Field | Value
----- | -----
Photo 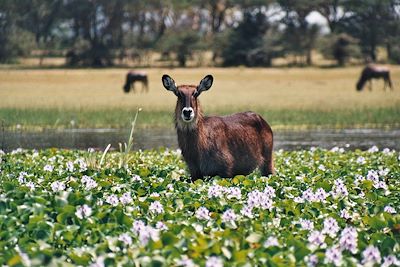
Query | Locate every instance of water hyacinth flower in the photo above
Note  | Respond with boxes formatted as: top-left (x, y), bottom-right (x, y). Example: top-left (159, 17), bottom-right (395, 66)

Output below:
top-left (205, 256), bottom-right (223, 267)
top-left (362, 246), bottom-right (381, 265)
top-left (66, 161), bottom-right (74, 172)
top-left (195, 207), bottom-right (211, 220)
top-left (105, 194), bottom-right (119, 206)
top-left (325, 246), bottom-right (343, 266)
top-left (131, 174), bottom-right (142, 182)
top-left (382, 255), bottom-right (400, 267)
top-left (297, 218), bottom-right (314, 231)
top-left (225, 187), bottom-right (242, 199)
top-left (26, 181), bottom-right (35, 191)
top-left (331, 179), bottom-right (348, 198)
top-left (51, 181), bottom-right (66, 192)
top-left (81, 175), bottom-right (98, 191)
top-left (314, 188), bottom-right (329, 202)
top-left (156, 221), bottom-right (168, 231)
top-left (339, 227), bottom-right (358, 254)
top-left (384, 206), bottom-right (396, 214)
top-left (340, 209), bottom-right (351, 220)
top-left (322, 217), bottom-right (340, 238)
top-left (149, 201), bottom-right (164, 214)
top-left (305, 254), bottom-right (318, 267)
top-left (368, 145), bottom-right (379, 153)
top-left (207, 185), bottom-right (225, 198)
top-left (89, 256), bottom-right (105, 267)
top-left (308, 230), bottom-right (326, 250)
top-left (18, 171), bottom-right (28, 184)
top-left (43, 164), bottom-right (54, 172)
top-left (246, 187), bottom-right (275, 210)
top-left (120, 192), bottom-right (133, 205)
top-left (356, 156), bottom-right (366, 164)
top-left (75, 204), bottom-right (92, 219)
top-left (240, 205), bottom-right (254, 219)
top-left (221, 209), bottom-right (237, 224)
top-left (118, 233), bottom-right (133, 246)
top-left (176, 256), bottom-right (196, 267)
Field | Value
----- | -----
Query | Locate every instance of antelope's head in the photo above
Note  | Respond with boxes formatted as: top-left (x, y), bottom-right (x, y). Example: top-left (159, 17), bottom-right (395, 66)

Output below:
top-left (162, 74), bottom-right (213, 126)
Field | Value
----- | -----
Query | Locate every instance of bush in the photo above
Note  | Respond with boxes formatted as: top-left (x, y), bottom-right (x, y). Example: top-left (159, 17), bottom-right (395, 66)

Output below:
top-left (0, 26), bottom-right (36, 63)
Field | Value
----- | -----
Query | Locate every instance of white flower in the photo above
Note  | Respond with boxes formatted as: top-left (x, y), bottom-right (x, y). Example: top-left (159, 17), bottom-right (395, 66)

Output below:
top-left (149, 201), bottom-right (164, 214)
top-left (356, 156), bottom-right (366, 164)
top-left (105, 194), bottom-right (119, 206)
top-left (368, 145), bottom-right (379, 153)
top-left (297, 218), bottom-right (314, 231)
top-left (221, 209), bottom-right (237, 224)
top-left (18, 172), bottom-right (27, 184)
top-left (305, 254), bottom-right (318, 267)
top-left (246, 188), bottom-right (274, 210)
top-left (81, 175), bottom-right (98, 190)
top-left (66, 161), bottom-right (74, 172)
top-left (176, 256), bottom-right (196, 267)
top-left (156, 221), bottom-right (168, 231)
top-left (339, 227), bottom-right (358, 254)
top-left (264, 236), bottom-right (280, 248)
top-left (26, 182), bottom-right (35, 191)
top-left (384, 206), bottom-right (396, 214)
top-left (331, 179), bottom-right (348, 198)
top-left (308, 231), bottom-right (326, 249)
top-left (132, 174), bottom-right (142, 182)
top-left (120, 192), bottom-right (133, 205)
top-left (382, 255), bottom-right (400, 267)
top-left (89, 257), bottom-right (105, 267)
top-left (322, 217), bottom-right (340, 238)
top-left (314, 188), bottom-right (329, 202)
top-left (44, 164), bottom-right (54, 172)
top-left (362, 245), bottom-right (381, 265)
top-left (318, 164), bottom-right (326, 171)
top-left (240, 205), bottom-right (253, 218)
top-left (132, 220), bottom-right (146, 235)
top-left (325, 246), bottom-right (343, 266)
top-left (118, 233), bottom-right (132, 246)
top-left (139, 226), bottom-right (160, 246)
top-left (225, 187), bottom-right (242, 199)
top-left (340, 209), bottom-right (351, 220)
top-left (195, 207), bottom-right (211, 220)
top-left (75, 204), bottom-right (92, 219)
top-left (205, 256), bottom-right (223, 267)
top-left (382, 148), bottom-right (392, 154)
top-left (167, 184), bottom-right (174, 191)
top-left (51, 181), bottom-right (66, 192)
top-left (208, 185), bottom-right (225, 198)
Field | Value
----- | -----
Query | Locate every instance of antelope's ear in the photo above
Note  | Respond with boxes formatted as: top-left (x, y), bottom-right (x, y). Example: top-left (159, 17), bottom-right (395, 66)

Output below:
top-left (195, 75), bottom-right (213, 97)
top-left (162, 74), bottom-right (178, 95)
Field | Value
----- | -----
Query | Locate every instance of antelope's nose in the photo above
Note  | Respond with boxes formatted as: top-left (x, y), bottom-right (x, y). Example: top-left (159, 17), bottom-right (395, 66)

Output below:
top-left (182, 107), bottom-right (194, 122)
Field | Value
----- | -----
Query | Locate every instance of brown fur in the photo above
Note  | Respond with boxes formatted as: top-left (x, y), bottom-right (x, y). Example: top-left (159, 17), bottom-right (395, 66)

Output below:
top-left (162, 75), bottom-right (274, 181)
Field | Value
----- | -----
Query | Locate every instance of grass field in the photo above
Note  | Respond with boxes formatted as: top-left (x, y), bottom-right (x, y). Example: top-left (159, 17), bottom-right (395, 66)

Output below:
top-left (0, 67), bottom-right (399, 129)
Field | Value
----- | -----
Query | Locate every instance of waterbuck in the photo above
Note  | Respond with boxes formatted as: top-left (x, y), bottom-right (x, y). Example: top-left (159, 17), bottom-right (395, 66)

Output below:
top-left (356, 65), bottom-right (393, 91)
top-left (162, 74), bottom-right (274, 181)
top-left (123, 71), bottom-right (149, 93)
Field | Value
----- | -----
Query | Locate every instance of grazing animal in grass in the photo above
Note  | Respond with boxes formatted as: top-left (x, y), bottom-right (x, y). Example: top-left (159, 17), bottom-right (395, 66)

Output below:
top-left (123, 71), bottom-right (149, 93)
top-left (356, 65), bottom-right (393, 91)
top-left (162, 74), bottom-right (274, 181)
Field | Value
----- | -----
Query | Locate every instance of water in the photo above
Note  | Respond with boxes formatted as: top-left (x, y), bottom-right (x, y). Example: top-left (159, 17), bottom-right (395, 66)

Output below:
top-left (1, 128), bottom-right (399, 152)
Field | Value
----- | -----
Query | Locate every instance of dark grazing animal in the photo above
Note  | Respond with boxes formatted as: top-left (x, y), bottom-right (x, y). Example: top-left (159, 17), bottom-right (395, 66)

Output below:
top-left (123, 71), bottom-right (149, 93)
top-left (162, 74), bottom-right (274, 181)
top-left (356, 65), bottom-right (393, 91)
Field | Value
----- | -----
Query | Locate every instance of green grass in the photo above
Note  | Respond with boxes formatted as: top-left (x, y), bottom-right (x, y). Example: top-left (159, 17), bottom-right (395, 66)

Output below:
top-left (0, 67), bottom-right (399, 129)
top-left (1, 106), bottom-right (399, 130)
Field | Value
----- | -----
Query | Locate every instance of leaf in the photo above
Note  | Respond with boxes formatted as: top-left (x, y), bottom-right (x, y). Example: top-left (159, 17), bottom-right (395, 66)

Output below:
top-left (246, 232), bottom-right (262, 243)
